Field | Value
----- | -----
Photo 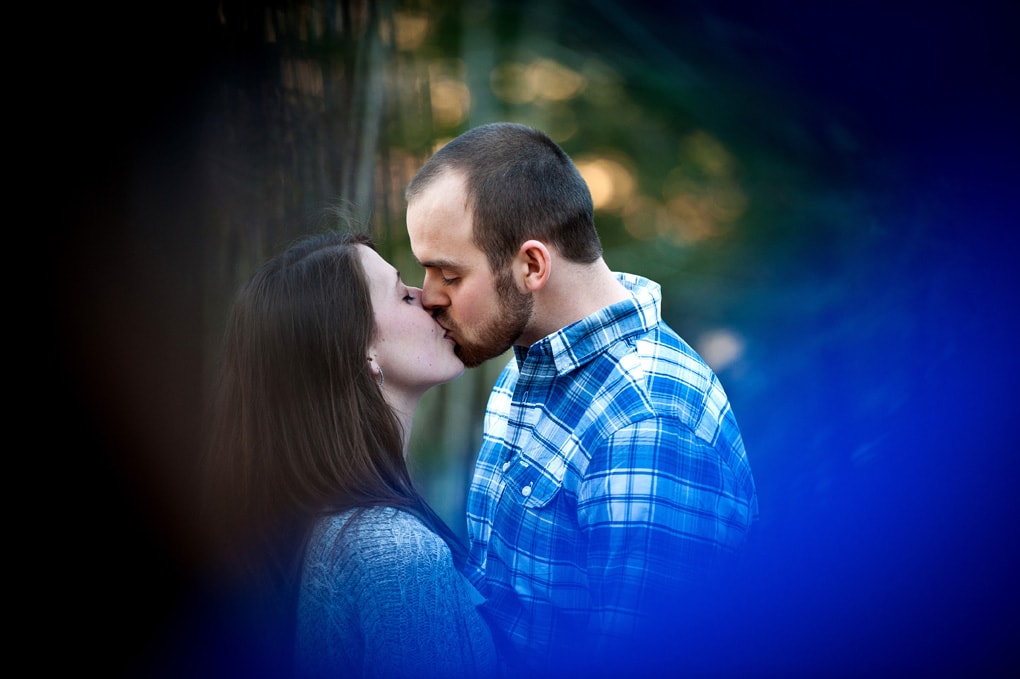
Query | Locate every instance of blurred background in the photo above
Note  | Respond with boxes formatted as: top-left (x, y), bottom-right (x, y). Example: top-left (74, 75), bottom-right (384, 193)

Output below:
top-left (47, 0), bottom-right (1017, 675)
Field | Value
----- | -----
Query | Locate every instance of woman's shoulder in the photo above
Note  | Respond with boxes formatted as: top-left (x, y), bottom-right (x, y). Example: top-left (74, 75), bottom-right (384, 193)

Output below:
top-left (308, 507), bottom-right (451, 572)
top-left (315, 506), bottom-right (438, 539)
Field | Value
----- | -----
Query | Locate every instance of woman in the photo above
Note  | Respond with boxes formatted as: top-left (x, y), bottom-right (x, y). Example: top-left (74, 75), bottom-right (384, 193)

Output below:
top-left (202, 230), bottom-right (496, 678)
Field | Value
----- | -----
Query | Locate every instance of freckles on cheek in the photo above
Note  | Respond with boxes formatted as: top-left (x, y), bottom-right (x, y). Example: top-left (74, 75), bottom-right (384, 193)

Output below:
top-left (415, 353), bottom-right (437, 370)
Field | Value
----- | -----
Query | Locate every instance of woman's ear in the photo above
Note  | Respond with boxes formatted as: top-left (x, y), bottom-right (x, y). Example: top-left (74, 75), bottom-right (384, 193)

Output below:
top-left (516, 240), bottom-right (551, 292)
top-left (366, 355), bottom-right (385, 387)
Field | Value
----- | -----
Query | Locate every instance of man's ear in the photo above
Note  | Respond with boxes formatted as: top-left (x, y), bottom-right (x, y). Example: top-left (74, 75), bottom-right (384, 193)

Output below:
top-left (516, 239), bottom-right (551, 292)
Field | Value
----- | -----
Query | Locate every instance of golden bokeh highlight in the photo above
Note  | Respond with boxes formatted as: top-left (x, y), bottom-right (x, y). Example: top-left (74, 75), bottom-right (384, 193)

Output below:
top-left (387, 11), bottom-right (430, 51)
top-left (429, 61), bottom-right (470, 127)
top-left (653, 130), bottom-right (747, 244)
top-left (490, 58), bottom-right (586, 104)
top-left (575, 155), bottom-right (636, 212)
top-left (527, 58), bottom-right (586, 101)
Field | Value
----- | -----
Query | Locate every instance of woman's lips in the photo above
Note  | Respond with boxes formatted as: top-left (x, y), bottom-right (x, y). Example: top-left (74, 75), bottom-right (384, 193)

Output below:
top-left (435, 320), bottom-right (455, 343)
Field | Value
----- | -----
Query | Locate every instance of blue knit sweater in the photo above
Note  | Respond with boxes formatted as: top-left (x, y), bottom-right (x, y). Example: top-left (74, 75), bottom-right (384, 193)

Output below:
top-left (294, 507), bottom-right (497, 678)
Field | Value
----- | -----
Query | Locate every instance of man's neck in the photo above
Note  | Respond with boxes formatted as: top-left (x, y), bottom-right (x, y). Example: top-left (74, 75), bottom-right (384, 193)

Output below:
top-left (520, 258), bottom-right (631, 345)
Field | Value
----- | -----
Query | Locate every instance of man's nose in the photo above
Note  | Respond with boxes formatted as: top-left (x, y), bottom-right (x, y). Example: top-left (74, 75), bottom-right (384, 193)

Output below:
top-left (419, 272), bottom-right (448, 311)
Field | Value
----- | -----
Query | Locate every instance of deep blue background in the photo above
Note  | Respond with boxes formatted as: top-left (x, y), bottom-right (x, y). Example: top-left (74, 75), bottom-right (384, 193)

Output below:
top-left (700, 1), bottom-right (1020, 673)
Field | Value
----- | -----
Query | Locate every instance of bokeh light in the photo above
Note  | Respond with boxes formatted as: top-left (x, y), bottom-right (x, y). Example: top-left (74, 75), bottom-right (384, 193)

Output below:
top-left (575, 154), bottom-right (636, 212)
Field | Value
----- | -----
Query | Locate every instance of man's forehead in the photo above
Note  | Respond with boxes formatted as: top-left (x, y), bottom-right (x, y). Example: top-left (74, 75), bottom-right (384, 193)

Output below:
top-left (407, 188), bottom-right (477, 266)
top-left (410, 181), bottom-right (469, 219)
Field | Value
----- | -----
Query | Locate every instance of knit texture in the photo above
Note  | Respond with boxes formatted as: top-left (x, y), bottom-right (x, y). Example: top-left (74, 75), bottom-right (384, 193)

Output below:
top-left (294, 507), bottom-right (497, 678)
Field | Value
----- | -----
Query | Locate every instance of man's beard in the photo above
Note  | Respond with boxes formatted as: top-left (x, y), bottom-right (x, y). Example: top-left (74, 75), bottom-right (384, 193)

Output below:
top-left (443, 267), bottom-right (533, 368)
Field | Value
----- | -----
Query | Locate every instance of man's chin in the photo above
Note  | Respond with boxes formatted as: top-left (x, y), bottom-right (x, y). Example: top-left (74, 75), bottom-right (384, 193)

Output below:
top-left (455, 342), bottom-right (506, 369)
top-left (455, 347), bottom-right (485, 369)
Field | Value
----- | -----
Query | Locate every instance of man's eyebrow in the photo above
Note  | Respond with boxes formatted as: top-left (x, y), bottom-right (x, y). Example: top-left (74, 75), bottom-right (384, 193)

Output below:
top-left (415, 257), bottom-right (459, 270)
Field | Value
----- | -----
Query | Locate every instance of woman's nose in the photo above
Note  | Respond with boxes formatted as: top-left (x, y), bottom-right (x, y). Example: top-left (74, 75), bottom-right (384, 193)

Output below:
top-left (408, 286), bottom-right (425, 306)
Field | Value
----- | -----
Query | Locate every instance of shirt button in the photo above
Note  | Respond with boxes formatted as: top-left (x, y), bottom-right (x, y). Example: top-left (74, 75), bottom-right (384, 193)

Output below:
top-left (501, 461), bottom-right (511, 472)
top-left (521, 484), bottom-right (533, 497)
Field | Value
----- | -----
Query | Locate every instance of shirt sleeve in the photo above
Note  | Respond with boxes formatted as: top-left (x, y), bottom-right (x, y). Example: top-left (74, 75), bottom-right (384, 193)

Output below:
top-left (576, 415), bottom-right (756, 643)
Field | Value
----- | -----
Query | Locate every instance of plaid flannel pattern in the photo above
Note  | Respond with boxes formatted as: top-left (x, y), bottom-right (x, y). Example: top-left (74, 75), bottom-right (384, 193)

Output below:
top-left (464, 273), bottom-right (759, 670)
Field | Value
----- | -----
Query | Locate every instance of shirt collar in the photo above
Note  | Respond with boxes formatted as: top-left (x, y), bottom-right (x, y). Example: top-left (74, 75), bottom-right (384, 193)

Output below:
top-left (514, 273), bottom-right (662, 375)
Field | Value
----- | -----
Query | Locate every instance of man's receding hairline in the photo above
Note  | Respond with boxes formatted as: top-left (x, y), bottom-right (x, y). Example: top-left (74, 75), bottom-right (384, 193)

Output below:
top-left (408, 164), bottom-right (470, 202)
top-left (408, 167), bottom-right (475, 232)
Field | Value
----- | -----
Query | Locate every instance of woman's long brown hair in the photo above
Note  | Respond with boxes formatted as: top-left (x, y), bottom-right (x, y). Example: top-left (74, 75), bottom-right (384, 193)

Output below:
top-left (201, 230), bottom-right (465, 589)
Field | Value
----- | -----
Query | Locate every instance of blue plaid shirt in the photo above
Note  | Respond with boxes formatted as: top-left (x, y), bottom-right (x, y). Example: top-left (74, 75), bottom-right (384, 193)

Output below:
top-left (464, 273), bottom-right (758, 672)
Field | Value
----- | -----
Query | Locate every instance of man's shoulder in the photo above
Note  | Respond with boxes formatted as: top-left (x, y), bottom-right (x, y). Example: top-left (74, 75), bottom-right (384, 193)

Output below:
top-left (630, 322), bottom-right (715, 380)
top-left (581, 324), bottom-right (727, 427)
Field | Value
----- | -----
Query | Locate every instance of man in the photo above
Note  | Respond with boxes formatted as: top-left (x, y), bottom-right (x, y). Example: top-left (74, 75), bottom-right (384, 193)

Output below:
top-left (405, 122), bottom-right (758, 674)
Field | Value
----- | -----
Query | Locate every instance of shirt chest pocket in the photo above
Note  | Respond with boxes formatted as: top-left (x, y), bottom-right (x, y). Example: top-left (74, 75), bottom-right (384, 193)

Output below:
top-left (501, 457), bottom-right (564, 509)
